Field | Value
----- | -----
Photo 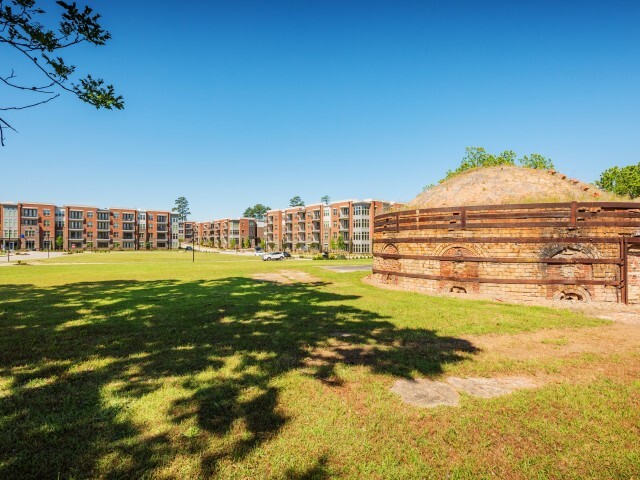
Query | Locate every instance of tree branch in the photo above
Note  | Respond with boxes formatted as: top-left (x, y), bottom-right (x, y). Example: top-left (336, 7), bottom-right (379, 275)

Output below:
top-left (0, 93), bottom-right (60, 110)
top-left (0, 116), bottom-right (18, 147)
top-left (1, 69), bottom-right (56, 93)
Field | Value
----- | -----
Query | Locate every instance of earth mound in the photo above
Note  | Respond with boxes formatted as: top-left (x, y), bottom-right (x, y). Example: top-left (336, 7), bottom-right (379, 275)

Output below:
top-left (409, 166), bottom-right (627, 208)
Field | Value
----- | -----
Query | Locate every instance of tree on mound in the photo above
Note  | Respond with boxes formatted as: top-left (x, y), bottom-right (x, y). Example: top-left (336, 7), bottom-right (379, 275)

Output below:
top-left (442, 147), bottom-right (554, 183)
top-left (596, 162), bottom-right (640, 199)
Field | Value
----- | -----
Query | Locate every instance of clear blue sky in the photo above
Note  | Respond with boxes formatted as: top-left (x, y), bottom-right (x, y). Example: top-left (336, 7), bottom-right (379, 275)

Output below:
top-left (2, 0), bottom-right (639, 220)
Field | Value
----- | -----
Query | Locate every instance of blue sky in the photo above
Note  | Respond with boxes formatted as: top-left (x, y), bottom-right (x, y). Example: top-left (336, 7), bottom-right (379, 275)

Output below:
top-left (2, 0), bottom-right (639, 219)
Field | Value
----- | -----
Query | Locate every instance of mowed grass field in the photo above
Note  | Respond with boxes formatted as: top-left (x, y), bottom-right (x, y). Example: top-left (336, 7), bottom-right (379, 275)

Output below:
top-left (1, 251), bottom-right (639, 479)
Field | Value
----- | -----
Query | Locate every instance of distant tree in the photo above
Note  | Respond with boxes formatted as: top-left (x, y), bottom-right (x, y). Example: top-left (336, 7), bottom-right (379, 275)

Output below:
top-left (259, 239), bottom-right (266, 250)
top-left (230, 238), bottom-right (237, 249)
top-left (321, 195), bottom-right (331, 206)
top-left (242, 237), bottom-right (250, 249)
top-left (55, 235), bottom-right (63, 250)
top-left (329, 238), bottom-right (337, 251)
top-left (86, 241), bottom-right (93, 250)
top-left (0, 0), bottom-right (124, 145)
top-left (172, 197), bottom-right (190, 222)
top-left (113, 241), bottom-right (120, 250)
top-left (595, 163), bottom-right (640, 199)
top-left (336, 235), bottom-right (346, 251)
top-left (145, 241), bottom-right (151, 250)
top-left (243, 203), bottom-right (270, 220)
top-left (289, 196), bottom-right (305, 207)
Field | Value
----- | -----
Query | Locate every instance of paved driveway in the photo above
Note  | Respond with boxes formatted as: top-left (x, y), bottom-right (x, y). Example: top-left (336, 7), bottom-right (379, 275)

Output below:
top-left (0, 251), bottom-right (65, 263)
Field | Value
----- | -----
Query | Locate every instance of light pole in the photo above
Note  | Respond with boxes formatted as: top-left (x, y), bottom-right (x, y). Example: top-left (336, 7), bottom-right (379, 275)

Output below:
top-left (192, 224), bottom-right (195, 263)
top-left (6, 229), bottom-right (11, 262)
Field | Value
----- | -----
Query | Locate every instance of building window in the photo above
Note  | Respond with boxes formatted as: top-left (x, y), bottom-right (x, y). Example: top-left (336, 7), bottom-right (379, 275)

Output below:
top-left (43, 209), bottom-right (51, 216)
top-left (87, 211), bottom-right (94, 218)
top-left (113, 213), bottom-right (119, 219)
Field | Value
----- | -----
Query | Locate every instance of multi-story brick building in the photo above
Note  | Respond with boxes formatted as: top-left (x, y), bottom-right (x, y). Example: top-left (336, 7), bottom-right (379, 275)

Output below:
top-left (208, 218), bottom-right (262, 249)
top-left (266, 199), bottom-right (396, 253)
top-left (1, 202), bottom-right (56, 251)
top-left (0, 201), bottom-right (176, 251)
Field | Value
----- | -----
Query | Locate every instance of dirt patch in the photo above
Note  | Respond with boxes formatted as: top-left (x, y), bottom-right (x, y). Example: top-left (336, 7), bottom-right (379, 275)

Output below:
top-left (252, 269), bottom-right (322, 284)
top-left (466, 323), bottom-right (640, 361)
top-left (391, 376), bottom-right (537, 407)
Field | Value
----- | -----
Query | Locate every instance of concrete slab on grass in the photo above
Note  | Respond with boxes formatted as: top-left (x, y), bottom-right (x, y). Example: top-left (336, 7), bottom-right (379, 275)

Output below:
top-left (391, 376), bottom-right (537, 408)
top-left (390, 379), bottom-right (460, 407)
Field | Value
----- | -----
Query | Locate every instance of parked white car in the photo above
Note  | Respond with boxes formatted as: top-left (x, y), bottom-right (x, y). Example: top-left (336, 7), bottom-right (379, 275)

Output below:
top-left (262, 252), bottom-right (285, 261)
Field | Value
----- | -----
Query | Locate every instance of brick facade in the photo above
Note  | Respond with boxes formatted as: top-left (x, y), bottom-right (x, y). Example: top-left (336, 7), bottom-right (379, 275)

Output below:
top-left (0, 201), bottom-right (175, 251)
top-left (372, 202), bottom-right (640, 304)
top-left (266, 199), bottom-right (395, 253)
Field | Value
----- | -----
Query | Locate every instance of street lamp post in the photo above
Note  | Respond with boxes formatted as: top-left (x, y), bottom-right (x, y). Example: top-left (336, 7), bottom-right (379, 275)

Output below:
top-left (192, 225), bottom-right (195, 263)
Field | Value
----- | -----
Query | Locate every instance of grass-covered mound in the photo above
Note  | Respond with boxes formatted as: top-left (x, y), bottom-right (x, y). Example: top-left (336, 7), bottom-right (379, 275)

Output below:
top-left (410, 165), bottom-right (627, 208)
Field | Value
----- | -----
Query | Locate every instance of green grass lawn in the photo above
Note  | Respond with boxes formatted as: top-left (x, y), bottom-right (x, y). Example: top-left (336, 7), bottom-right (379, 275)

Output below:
top-left (1, 252), bottom-right (638, 479)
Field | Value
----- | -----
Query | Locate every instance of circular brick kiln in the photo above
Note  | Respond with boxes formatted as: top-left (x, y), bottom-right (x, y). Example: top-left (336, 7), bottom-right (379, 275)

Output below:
top-left (372, 169), bottom-right (640, 304)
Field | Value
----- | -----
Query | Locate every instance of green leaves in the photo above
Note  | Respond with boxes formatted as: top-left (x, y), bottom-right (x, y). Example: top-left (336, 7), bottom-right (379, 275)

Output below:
top-left (72, 75), bottom-right (124, 110)
top-left (172, 197), bottom-right (191, 222)
top-left (289, 196), bottom-right (305, 207)
top-left (243, 204), bottom-right (271, 220)
top-left (1, 0), bottom-right (123, 144)
top-left (595, 163), bottom-right (640, 199)
top-left (443, 147), bottom-right (555, 182)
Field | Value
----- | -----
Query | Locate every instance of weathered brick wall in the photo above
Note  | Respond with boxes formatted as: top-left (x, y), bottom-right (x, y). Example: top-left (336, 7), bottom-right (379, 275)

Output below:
top-left (372, 203), bottom-right (640, 304)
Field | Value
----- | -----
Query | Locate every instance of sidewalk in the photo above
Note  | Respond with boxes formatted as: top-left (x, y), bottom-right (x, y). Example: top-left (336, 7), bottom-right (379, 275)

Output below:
top-left (0, 251), bottom-right (65, 263)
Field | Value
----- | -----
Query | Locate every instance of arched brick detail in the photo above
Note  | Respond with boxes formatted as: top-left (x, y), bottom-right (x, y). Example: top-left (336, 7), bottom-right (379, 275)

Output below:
top-left (371, 203), bottom-right (640, 304)
top-left (439, 246), bottom-right (480, 293)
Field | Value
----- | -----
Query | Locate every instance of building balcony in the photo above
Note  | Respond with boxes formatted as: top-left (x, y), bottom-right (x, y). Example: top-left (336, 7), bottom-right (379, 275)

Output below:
top-left (69, 226), bottom-right (84, 231)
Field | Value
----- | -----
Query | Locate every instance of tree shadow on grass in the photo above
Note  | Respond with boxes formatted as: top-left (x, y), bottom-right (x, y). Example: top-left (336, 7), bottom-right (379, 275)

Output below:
top-left (0, 277), bottom-right (478, 478)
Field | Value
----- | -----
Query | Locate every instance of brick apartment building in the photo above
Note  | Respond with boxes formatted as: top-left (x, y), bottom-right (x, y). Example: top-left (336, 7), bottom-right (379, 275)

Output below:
top-left (0, 202), bottom-right (56, 251)
top-left (266, 199), bottom-right (395, 253)
top-left (207, 218), bottom-right (263, 248)
top-left (1, 201), bottom-right (179, 251)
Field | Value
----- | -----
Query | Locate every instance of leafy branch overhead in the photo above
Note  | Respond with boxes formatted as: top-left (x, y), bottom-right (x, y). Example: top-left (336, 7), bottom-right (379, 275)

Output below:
top-left (0, 0), bottom-right (124, 145)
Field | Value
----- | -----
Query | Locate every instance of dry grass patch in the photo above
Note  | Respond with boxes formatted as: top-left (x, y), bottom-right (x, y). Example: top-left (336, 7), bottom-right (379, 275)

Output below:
top-left (252, 269), bottom-right (322, 284)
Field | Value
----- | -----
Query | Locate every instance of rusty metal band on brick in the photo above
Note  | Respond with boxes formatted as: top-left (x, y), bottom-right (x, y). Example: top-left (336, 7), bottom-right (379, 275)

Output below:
top-left (371, 202), bottom-right (640, 304)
